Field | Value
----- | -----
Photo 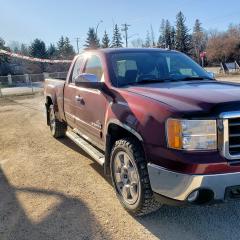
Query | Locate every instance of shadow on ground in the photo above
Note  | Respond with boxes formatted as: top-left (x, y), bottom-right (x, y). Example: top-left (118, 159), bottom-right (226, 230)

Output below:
top-left (58, 137), bottom-right (112, 186)
top-left (57, 137), bottom-right (240, 240)
top-left (136, 197), bottom-right (240, 240)
top-left (0, 167), bottom-right (111, 240)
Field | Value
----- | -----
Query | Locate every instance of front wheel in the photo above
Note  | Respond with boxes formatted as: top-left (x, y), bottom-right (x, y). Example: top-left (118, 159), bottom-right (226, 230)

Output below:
top-left (49, 105), bottom-right (66, 138)
top-left (110, 138), bottom-right (162, 216)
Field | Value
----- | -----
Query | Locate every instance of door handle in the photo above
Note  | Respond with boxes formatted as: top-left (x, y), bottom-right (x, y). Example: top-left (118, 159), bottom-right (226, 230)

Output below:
top-left (75, 96), bottom-right (84, 104)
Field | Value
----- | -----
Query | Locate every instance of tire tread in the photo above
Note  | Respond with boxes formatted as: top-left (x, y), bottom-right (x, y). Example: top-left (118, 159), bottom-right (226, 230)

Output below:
top-left (49, 105), bottom-right (66, 138)
top-left (111, 137), bottom-right (162, 216)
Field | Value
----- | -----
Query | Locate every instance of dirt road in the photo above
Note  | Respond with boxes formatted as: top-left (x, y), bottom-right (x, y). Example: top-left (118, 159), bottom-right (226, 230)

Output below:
top-left (1, 94), bottom-right (240, 240)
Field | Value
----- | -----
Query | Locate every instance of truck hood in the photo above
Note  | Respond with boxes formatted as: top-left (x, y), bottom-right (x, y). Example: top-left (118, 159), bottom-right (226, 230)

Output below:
top-left (126, 80), bottom-right (240, 116)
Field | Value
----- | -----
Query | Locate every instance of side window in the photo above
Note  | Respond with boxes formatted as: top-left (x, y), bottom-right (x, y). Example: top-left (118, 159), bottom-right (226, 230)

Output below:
top-left (83, 55), bottom-right (103, 81)
top-left (71, 56), bottom-right (84, 82)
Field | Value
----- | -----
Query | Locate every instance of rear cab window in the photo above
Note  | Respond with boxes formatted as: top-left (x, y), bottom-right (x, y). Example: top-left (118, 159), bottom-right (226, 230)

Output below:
top-left (71, 55), bottom-right (84, 83)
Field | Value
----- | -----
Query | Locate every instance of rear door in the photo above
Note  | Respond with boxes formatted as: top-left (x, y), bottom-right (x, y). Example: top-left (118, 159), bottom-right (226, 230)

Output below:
top-left (63, 55), bottom-right (85, 128)
top-left (74, 54), bottom-right (108, 150)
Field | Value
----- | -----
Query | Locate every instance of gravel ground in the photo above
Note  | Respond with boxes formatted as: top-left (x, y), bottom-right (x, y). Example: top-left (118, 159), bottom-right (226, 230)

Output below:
top-left (217, 75), bottom-right (240, 83)
top-left (1, 94), bottom-right (240, 240)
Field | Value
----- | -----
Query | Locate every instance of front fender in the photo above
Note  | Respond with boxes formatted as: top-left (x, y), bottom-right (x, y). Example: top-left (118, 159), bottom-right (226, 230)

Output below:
top-left (105, 118), bottom-right (143, 142)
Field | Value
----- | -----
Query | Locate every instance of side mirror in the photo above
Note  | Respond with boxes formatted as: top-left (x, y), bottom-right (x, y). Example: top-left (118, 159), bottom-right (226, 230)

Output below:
top-left (75, 73), bottom-right (104, 89)
top-left (207, 71), bottom-right (215, 79)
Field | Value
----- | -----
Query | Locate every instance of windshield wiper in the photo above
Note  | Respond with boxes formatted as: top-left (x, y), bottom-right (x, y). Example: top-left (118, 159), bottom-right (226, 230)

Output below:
top-left (127, 79), bottom-right (168, 85)
top-left (174, 76), bottom-right (214, 81)
top-left (125, 76), bottom-right (214, 86)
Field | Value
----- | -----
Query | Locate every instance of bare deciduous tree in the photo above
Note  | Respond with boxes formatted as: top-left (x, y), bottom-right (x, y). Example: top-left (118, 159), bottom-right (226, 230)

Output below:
top-left (206, 25), bottom-right (240, 63)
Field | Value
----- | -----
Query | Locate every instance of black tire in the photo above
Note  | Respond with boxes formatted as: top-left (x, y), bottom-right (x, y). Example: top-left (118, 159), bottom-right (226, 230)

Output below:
top-left (49, 105), bottom-right (66, 138)
top-left (110, 137), bottom-right (162, 216)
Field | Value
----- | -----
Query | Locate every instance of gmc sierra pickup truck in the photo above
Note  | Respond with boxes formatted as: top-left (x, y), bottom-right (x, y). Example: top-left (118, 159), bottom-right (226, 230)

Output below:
top-left (44, 48), bottom-right (240, 216)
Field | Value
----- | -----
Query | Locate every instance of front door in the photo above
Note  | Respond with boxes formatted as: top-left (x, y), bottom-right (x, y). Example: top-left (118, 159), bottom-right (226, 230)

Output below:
top-left (64, 55), bottom-right (84, 128)
top-left (74, 54), bottom-right (108, 149)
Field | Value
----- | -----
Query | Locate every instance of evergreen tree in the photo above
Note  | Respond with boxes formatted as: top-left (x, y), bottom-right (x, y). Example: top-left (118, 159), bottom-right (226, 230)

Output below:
top-left (175, 12), bottom-right (191, 54)
top-left (157, 19), bottom-right (174, 49)
top-left (0, 37), bottom-right (10, 63)
top-left (20, 44), bottom-right (29, 56)
top-left (150, 25), bottom-right (156, 47)
top-left (57, 36), bottom-right (65, 53)
top-left (165, 20), bottom-right (172, 49)
top-left (111, 24), bottom-right (123, 48)
top-left (192, 19), bottom-right (206, 62)
top-left (64, 37), bottom-right (75, 58)
top-left (0, 37), bottom-right (8, 50)
top-left (157, 19), bottom-right (166, 48)
top-left (57, 36), bottom-right (75, 59)
top-left (170, 26), bottom-right (176, 49)
top-left (101, 31), bottom-right (110, 48)
top-left (84, 28), bottom-right (100, 50)
top-left (144, 31), bottom-right (151, 48)
top-left (29, 39), bottom-right (47, 58)
top-left (48, 43), bottom-right (57, 59)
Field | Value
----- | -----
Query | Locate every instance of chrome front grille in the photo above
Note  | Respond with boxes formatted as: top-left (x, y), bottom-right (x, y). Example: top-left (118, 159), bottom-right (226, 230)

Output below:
top-left (220, 111), bottom-right (240, 161)
top-left (228, 118), bottom-right (240, 156)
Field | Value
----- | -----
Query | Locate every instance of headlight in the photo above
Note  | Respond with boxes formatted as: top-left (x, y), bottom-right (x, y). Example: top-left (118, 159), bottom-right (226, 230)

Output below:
top-left (166, 119), bottom-right (217, 150)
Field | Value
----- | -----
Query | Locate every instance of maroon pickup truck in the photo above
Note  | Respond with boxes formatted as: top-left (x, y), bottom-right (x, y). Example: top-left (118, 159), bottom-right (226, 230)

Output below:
top-left (44, 48), bottom-right (240, 216)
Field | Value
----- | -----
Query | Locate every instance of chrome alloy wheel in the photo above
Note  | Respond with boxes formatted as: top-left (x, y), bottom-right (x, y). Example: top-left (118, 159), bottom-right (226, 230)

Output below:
top-left (113, 151), bottom-right (140, 205)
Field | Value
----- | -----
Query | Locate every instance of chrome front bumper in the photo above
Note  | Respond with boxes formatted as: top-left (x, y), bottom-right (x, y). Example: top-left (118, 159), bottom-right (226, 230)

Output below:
top-left (148, 163), bottom-right (240, 201)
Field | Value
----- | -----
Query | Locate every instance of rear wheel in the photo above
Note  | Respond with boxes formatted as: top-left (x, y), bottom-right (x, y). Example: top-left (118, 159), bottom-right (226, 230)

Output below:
top-left (49, 105), bottom-right (66, 138)
top-left (110, 137), bottom-right (162, 216)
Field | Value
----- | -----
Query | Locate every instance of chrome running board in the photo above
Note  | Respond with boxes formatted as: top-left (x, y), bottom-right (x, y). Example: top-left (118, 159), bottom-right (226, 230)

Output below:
top-left (66, 130), bottom-right (105, 166)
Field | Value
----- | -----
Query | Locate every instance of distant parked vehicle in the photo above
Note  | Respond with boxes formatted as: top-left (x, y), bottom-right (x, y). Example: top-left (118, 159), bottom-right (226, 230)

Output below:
top-left (45, 48), bottom-right (240, 216)
top-left (220, 61), bottom-right (240, 74)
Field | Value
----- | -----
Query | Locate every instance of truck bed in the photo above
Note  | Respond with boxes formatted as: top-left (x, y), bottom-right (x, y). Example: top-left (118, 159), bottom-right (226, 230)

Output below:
top-left (44, 78), bottom-right (66, 121)
top-left (45, 78), bottom-right (65, 86)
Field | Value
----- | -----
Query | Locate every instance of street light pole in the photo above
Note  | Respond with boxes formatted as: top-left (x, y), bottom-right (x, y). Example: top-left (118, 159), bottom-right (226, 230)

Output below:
top-left (96, 20), bottom-right (103, 36)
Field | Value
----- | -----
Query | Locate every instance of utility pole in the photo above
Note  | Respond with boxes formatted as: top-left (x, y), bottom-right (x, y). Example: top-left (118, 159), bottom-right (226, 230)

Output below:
top-left (75, 37), bottom-right (80, 53)
top-left (121, 23), bottom-right (131, 48)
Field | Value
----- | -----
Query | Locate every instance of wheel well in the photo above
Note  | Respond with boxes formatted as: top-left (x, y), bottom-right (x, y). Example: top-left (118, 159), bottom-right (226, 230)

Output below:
top-left (108, 123), bottom-right (142, 144)
top-left (45, 96), bottom-right (53, 125)
top-left (104, 123), bottom-right (145, 175)
top-left (46, 96), bottom-right (53, 107)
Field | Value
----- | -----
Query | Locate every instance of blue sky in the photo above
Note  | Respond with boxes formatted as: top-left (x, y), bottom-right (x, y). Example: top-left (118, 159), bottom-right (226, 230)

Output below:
top-left (1, 0), bottom-right (240, 50)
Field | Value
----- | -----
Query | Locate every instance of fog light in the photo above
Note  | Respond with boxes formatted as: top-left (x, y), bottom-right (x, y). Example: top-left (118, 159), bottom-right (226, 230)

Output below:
top-left (187, 190), bottom-right (199, 202)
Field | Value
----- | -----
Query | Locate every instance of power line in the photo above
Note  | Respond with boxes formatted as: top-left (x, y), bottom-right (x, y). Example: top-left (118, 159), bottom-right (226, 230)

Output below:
top-left (121, 23), bottom-right (131, 47)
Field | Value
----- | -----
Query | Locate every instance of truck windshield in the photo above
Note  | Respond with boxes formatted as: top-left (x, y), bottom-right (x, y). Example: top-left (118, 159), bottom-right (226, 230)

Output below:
top-left (109, 51), bottom-right (212, 87)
